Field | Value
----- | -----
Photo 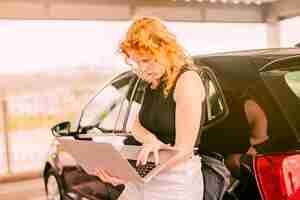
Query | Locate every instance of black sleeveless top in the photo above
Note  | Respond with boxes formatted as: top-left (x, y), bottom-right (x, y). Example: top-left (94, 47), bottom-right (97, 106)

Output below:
top-left (138, 67), bottom-right (201, 145)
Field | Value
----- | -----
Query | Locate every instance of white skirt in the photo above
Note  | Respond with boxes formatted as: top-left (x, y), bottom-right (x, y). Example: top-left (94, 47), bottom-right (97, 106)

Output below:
top-left (118, 155), bottom-right (204, 200)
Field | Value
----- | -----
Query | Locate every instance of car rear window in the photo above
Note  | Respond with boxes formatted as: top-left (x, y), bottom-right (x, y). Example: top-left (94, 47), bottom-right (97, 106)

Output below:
top-left (285, 71), bottom-right (300, 98)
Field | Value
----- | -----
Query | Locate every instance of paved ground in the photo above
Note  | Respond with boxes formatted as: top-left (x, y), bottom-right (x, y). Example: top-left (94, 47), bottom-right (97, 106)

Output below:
top-left (0, 178), bottom-right (46, 200)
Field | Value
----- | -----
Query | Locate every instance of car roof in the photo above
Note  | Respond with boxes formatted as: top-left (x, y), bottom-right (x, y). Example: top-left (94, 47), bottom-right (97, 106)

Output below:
top-left (194, 48), bottom-right (300, 143)
top-left (194, 47), bottom-right (300, 69)
top-left (193, 48), bottom-right (300, 93)
top-left (195, 47), bottom-right (300, 61)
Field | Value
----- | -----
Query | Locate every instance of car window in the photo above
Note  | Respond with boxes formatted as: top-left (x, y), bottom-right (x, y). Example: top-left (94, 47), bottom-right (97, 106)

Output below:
top-left (285, 70), bottom-right (300, 133)
top-left (202, 69), bottom-right (228, 127)
top-left (206, 80), bottom-right (225, 121)
top-left (79, 72), bottom-right (135, 132)
top-left (114, 77), bottom-right (140, 131)
top-left (285, 71), bottom-right (300, 98)
top-left (125, 79), bottom-right (148, 132)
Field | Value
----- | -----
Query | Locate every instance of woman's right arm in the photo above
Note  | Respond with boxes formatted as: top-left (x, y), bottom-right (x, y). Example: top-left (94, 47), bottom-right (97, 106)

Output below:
top-left (131, 113), bottom-right (177, 166)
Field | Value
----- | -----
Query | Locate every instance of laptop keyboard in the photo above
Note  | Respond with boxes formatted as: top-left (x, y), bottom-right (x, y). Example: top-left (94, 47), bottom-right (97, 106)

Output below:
top-left (128, 160), bottom-right (156, 177)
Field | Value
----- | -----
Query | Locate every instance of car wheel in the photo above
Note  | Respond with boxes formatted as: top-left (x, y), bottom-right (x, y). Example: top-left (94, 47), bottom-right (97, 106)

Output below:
top-left (45, 169), bottom-right (63, 200)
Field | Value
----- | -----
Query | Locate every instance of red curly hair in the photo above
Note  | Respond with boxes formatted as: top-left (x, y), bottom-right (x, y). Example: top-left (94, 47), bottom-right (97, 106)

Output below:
top-left (118, 16), bottom-right (195, 97)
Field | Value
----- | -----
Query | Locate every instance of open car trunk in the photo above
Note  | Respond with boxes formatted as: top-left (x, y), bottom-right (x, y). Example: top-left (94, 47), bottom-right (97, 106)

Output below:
top-left (260, 56), bottom-right (300, 148)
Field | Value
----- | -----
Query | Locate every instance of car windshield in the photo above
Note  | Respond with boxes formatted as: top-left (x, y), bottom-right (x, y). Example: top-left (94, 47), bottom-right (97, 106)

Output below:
top-left (79, 73), bottom-right (134, 131)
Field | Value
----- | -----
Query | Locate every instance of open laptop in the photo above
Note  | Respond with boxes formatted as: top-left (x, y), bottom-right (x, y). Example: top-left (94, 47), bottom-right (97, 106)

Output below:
top-left (57, 138), bottom-right (178, 184)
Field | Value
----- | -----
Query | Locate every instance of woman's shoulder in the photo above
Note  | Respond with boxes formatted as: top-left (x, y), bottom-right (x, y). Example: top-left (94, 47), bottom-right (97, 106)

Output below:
top-left (173, 65), bottom-right (206, 102)
top-left (177, 70), bottom-right (205, 91)
top-left (178, 65), bottom-right (205, 85)
top-left (179, 65), bottom-right (205, 81)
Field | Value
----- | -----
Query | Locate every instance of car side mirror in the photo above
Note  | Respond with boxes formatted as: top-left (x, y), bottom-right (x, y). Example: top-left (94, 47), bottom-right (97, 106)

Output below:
top-left (51, 121), bottom-right (71, 137)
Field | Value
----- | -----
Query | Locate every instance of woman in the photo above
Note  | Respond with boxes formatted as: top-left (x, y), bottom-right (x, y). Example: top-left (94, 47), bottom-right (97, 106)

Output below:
top-left (224, 88), bottom-right (269, 177)
top-left (93, 16), bottom-right (206, 200)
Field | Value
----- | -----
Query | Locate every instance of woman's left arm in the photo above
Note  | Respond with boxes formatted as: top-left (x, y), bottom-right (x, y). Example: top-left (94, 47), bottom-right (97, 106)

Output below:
top-left (159, 70), bottom-right (206, 172)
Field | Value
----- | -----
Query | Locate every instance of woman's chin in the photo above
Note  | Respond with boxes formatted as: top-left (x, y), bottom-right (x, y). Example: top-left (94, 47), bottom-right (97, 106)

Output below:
top-left (141, 75), bottom-right (160, 85)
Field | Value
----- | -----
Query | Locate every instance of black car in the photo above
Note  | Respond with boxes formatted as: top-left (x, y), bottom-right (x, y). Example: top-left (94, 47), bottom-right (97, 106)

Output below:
top-left (43, 48), bottom-right (300, 200)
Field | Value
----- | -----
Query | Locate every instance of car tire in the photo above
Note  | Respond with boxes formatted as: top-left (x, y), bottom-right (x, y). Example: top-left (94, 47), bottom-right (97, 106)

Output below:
top-left (45, 169), bottom-right (63, 200)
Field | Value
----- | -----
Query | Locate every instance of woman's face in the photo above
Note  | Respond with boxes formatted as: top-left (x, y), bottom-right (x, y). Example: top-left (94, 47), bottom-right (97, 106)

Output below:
top-left (126, 50), bottom-right (166, 83)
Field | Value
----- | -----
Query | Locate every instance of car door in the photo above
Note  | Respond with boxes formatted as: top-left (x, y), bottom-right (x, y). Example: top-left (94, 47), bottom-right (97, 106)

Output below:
top-left (104, 76), bottom-right (147, 145)
top-left (57, 71), bottom-right (138, 196)
top-left (123, 78), bottom-right (147, 134)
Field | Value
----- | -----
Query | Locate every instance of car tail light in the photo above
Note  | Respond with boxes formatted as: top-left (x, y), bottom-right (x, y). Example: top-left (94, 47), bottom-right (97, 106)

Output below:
top-left (254, 152), bottom-right (300, 200)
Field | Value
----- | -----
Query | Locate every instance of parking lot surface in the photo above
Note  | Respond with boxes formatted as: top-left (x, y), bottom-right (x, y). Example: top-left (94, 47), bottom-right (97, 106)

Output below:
top-left (0, 178), bottom-right (46, 200)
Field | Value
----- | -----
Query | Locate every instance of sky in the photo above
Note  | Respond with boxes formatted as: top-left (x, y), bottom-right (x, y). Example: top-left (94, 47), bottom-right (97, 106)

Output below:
top-left (0, 17), bottom-right (297, 75)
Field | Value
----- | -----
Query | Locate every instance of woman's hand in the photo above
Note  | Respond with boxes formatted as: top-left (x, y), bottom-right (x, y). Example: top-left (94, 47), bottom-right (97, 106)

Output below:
top-left (92, 168), bottom-right (127, 186)
top-left (136, 137), bottom-right (178, 166)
